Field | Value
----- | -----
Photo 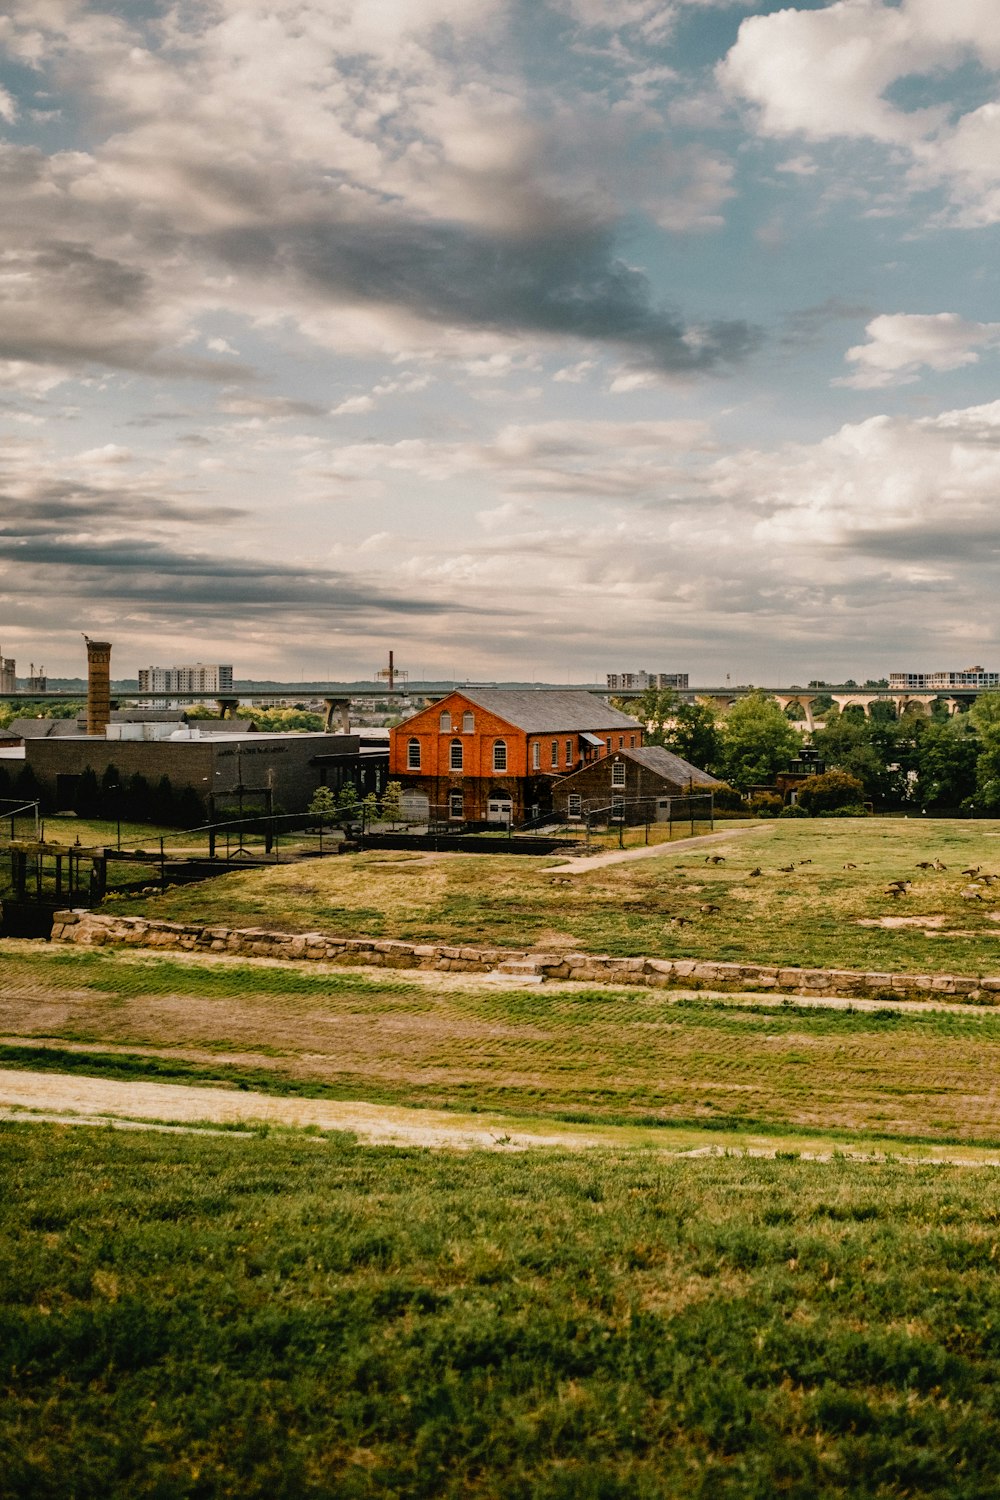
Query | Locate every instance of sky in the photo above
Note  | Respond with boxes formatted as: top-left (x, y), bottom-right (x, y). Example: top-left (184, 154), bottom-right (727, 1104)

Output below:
top-left (2, 0), bottom-right (1000, 686)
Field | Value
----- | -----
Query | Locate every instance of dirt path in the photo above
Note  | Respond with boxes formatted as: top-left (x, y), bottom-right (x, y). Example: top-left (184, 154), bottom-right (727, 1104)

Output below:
top-left (4, 1067), bottom-right (1000, 1167)
top-left (556, 823), bottom-right (768, 872)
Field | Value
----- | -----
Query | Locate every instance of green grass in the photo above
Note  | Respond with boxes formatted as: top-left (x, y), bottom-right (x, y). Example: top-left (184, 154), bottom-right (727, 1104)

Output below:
top-left (100, 818), bottom-right (1000, 976)
top-left (7, 946), bottom-right (1000, 1145)
top-left (5, 1125), bottom-right (1000, 1498)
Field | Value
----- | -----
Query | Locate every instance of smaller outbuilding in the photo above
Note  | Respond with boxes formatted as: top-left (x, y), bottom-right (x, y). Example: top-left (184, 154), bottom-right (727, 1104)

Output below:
top-left (551, 744), bottom-right (721, 825)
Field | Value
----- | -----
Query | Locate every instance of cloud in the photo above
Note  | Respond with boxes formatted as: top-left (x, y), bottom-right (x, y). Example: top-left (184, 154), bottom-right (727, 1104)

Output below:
top-left (0, 0), bottom-right (757, 392)
top-left (719, 0), bottom-right (1000, 223)
top-left (837, 313), bottom-right (1000, 388)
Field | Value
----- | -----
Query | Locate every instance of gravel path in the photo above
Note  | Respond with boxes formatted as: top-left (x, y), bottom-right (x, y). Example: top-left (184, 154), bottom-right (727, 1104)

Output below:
top-left (556, 823), bottom-right (767, 872)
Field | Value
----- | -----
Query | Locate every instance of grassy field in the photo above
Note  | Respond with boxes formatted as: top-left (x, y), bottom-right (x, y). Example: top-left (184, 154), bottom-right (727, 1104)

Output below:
top-left (4, 1125), bottom-right (1000, 1499)
top-left (6, 946), bottom-right (1000, 1146)
top-left (101, 818), bottom-right (1000, 976)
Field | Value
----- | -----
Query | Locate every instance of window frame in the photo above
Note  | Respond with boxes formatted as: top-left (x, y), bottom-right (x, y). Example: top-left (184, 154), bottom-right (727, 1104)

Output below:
top-left (567, 793), bottom-right (582, 819)
top-left (439, 710), bottom-right (451, 733)
top-left (492, 738), bottom-right (507, 772)
top-left (406, 737), bottom-right (421, 771)
top-left (449, 738), bottom-right (463, 772)
top-left (462, 711), bottom-right (474, 733)
top-left (611, 760), bottom-right (626, 787)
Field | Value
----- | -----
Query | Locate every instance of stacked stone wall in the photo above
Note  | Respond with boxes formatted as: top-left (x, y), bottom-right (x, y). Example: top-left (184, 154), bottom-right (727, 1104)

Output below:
top-left (48, 910), bottom-right (1000, 1002)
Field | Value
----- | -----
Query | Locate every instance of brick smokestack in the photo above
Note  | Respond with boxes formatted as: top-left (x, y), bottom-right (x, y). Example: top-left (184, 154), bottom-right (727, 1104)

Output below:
top-left (84, 637), bottom-right (112, 736)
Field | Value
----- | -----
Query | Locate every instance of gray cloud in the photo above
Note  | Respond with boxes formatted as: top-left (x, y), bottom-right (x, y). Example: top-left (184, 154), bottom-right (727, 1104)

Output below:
top-left (0, 483), bottom-right (244, 531)
top-left (209, 212), bottom-right (761, 376)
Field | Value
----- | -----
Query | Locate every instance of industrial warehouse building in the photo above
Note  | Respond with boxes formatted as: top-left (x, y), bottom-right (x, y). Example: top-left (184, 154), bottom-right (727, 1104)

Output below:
top-left (21, 727), bottom-right (387, 817)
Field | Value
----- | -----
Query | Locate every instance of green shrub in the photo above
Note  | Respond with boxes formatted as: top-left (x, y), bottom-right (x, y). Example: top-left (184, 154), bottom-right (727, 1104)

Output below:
top-left (711, 782), bottom-right (744, 811)
top-left (796, 769), bottom-right (866, 815)
top-left (779, 802), bottom-right (811, 818)
top-left (748, 792), bottom-right (783, 817)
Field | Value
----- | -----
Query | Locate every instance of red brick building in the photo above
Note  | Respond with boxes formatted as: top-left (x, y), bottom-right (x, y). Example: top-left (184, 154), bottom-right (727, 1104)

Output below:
top-left (389, 688), bottom-right (643, 824)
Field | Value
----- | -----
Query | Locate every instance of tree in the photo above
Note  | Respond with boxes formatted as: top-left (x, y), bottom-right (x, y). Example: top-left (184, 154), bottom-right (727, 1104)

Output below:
top-left (796, 769), bottom-right (865, 814)
top-left (910, 718), bottom-right (978, 809)
top-left (99, 763), bottom-right (122, 820)
top-left (308, 785), bottom-right (337, 818)
top-left (971, 692), bottom-right (1000, 808)
top-left (336, 783), bottom-right (361, 816)
top-left (718, 692), bottom-right (802, 791)
top-left (615, 688), bottom-right (679, 745)
top-left (73, 766), bottom-right (100, 818)
top-left (380, 781), bottom-right (403, 820)
top-left (662, 701), bottom-right (720, 772)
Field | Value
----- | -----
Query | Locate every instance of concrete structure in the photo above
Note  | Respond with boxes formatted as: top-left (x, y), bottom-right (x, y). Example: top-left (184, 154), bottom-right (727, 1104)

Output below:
top-left (391, 688), bottom-right (643, 824)
top-left (0, 649), bottom-right (15, 694)
top-left (23, 728), bottom-right (386, 816)
top-left (84, 638), bottom-right (112, 736)
top-left (606, 671), bottom-right (689, 691)
top-left (138, 663), bottom-right (234, 694)
top-left (552, 745), bottom-right (720, 824)
top-left (889, 667), bottom-right (1000, 690)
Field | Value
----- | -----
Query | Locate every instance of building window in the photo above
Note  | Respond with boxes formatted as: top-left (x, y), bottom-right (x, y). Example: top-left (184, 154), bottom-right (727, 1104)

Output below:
top-left (611, 795), bottom-right (625, 819)
top-left (618, 736), bottom-right (624, 749)
top-left (449, 790), bottom-right (464, 819)
top-left (407, 737), bottom-right (420, 771)
top-left (462, 711), bottom-right (474, 733)
top-left (532, 742), bottom-right (540, 770)
top-left (612, 760), bottom-right (626, 787)
top-left (493, 739), bottom-right (507, 772)
top-left (568, 793), bottom-right (582, 819)
top-left (450, 738), bottom-right (463, 771)
top-left (605, 738), bottom-right (611, 753)
top-left (630, 735), bottom-right (636, 748)
top-left (565, 738), bottom-right (573, 765)
top-left (550, 739), bottom-right (559, 768)
top-left (439, 710), bottom-right (451, 732)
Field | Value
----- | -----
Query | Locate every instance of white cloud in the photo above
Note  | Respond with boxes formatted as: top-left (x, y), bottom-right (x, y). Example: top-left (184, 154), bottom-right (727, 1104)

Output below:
top-left (837, 313), bottom-right (1000, 388)
top-left (719, 0), bottom-right (1000, 222)
top-left (330, 395), bottom-right (376, 417)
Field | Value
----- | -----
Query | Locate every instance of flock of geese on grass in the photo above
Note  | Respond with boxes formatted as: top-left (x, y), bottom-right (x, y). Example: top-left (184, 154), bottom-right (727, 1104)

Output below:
top-left (549, 851), bottom-right (1000, 930)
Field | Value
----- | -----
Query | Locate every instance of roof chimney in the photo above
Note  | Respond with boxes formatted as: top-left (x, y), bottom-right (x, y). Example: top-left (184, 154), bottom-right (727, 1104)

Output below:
top-left (84, 636), bottom-right (113, 736)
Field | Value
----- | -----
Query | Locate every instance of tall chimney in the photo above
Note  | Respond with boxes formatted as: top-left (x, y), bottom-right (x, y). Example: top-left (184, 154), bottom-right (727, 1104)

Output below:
top-left (85, 637), bottom-right (113, 736)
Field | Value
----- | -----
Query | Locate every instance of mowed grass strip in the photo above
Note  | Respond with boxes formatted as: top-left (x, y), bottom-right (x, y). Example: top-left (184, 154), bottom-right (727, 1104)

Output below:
top-left (103, 819), bottom-right (1000, 975)
top-left (5, 1125), bottom-right (1000, 1499)
top-left (7, 947), bottom-right (1000, 1144)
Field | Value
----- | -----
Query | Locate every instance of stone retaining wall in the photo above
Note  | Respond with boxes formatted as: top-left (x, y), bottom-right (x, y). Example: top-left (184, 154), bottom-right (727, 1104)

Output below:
top-left (49, 909), bottom-right (1000, 1002)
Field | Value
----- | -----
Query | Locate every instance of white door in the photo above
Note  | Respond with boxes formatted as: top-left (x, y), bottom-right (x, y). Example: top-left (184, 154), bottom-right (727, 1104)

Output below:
top-left (400, 791), bottom-right (429, 823)
top-left (487, 795), bottom-right (512, 824)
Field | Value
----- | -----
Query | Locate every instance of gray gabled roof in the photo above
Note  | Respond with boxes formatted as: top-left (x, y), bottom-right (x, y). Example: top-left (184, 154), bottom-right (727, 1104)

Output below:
top-left (625, 744), bottom-right (721, 787)
top-left (455, 689), bottom-right (641, 733)
top-left (9, 717), bottom-right (81, 739)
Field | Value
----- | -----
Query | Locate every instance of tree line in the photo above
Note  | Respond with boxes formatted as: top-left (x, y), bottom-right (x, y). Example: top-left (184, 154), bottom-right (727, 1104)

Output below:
top-left (618, 687), bottom-right (1000, 814)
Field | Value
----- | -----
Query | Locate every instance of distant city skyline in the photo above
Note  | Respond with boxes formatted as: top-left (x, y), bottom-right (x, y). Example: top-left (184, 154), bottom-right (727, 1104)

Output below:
top-left (3, 1), bottom-right (1000, 680)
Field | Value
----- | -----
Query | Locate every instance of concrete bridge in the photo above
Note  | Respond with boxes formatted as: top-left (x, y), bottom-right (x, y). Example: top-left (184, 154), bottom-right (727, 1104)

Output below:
top-left (681, 688), bottom-right (979, 728)
top-left (0, 681), bottom-right (990, 729)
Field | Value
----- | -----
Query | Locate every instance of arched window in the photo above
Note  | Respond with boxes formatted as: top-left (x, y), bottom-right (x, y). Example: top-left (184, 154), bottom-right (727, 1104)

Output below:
top-left (493, 739), bottom-right (507, 772)
top-left (462, 711), bottom-right (474, 733)
top-left (439, 710), bottom-right (451, 732)
top-left (407, 737), bottom-right (420, 771)
top-left (450, 738), bottom-right (463, 771)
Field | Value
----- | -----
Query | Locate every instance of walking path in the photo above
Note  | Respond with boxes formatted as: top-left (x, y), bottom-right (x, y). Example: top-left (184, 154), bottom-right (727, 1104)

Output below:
top-left (3, 1066), bottom-right (1000, 1167)
top-left (556, 823), bottom-right (768, 872)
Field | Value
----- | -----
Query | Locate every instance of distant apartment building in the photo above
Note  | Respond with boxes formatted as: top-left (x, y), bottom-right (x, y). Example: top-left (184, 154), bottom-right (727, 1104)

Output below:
top-left (888, 667), bottom-right (1000, 690)
top-left (0, 649), bottom-right (15, 693)
top-left (138, 663), bottom-right (234, 694)
top-left (606, 671), bottom-right (689, 691)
